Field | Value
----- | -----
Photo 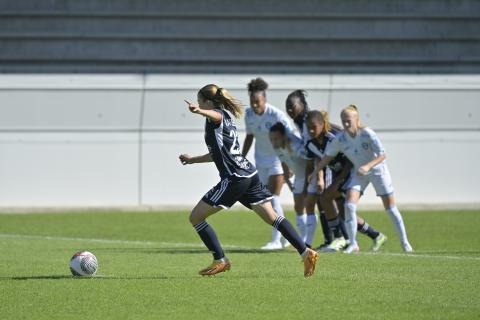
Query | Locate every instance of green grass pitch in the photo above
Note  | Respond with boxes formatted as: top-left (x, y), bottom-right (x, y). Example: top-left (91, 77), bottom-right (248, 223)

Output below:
top-left (0, 210), bottom-right (479, 319)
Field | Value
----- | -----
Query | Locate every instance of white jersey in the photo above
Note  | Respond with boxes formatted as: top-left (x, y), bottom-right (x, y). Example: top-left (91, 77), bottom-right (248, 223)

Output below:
top-left (245, 103), bottom-right (295, 168)
top-left (273, 133), bottom-right (308, 178)
top-left (326, 127), bottom-right (386, 174)
top-left (292, 113), bottom-right (311, 146)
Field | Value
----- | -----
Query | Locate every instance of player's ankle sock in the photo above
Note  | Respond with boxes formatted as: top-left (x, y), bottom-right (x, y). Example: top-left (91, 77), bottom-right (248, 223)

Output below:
top-left (344, 202), bottom-right (358, 246)
top-left (357, 221), bottom-right (380, 240)
top-left (296, 214), bottom-right (307, 242)
top-left (319, 211), bottom-right (333, 244)
top-left (386, 206), bottom-right (409, 244)
top-left (327, 216), bottom-right (342, 238)
top-left (305, 214), bottom-right (318, 247)
top-left (194, 221), bottom-right (224, 260)
top-left (273, 216), bottom-right (307, 255)
top-left (271, 195), bottom-right (284, 242)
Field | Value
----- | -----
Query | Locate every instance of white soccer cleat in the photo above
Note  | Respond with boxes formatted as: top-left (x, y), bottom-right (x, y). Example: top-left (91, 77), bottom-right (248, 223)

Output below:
top-left (402, 242), bottom-right (414, 253)
top-left (261, 241), bottom-right (283, 250)
top-left (343, 243), bottom-right (360, 254)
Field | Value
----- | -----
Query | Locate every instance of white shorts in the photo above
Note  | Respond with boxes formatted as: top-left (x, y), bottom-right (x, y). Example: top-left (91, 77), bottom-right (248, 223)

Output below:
top-left (291, 175), bottom-right (306, 195)
top-left (346, 166), bottom-right (394, 197)
top-left (257, 163), bottom-right (284, 185)
top-left (307, 174), bottom-right (318, 195)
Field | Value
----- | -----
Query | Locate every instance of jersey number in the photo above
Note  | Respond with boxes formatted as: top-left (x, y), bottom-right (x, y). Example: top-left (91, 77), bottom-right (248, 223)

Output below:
top-left (229, 131), bottom-right (241, 155)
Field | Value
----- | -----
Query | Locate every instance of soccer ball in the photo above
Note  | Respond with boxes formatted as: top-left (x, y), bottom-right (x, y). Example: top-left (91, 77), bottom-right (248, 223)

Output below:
top-left (69, 251), bottom-right (98, 276)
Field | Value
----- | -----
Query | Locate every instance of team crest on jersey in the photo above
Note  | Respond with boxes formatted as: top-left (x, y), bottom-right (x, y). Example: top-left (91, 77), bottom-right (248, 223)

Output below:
top-left (235, 156), bottom-right (251, 169)
top-left (224, 118), bottom-right (234, 128)
top-left (362, 142), bottom-right (369, 150)
top-left (264, 122), bottom-right (272, 130)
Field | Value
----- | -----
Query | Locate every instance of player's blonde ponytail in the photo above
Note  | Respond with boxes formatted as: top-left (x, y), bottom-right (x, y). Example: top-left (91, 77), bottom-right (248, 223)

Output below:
top-left (198, 84), bottom-right (244, 118)
top-left (215, 87), bottom-right (244, 118)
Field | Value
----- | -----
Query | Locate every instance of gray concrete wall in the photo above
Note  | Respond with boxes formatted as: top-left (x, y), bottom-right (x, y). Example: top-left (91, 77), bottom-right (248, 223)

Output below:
top-left (0, 0), bottom-right (479, 73)
top-left (0, 74), bottom-right (479, 209)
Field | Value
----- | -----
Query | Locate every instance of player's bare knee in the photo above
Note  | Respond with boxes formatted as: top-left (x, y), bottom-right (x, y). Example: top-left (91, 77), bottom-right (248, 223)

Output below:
top-left (189, 210), bottom-right (201, 225)
top-left (294, 203), bottom-right (304, 215)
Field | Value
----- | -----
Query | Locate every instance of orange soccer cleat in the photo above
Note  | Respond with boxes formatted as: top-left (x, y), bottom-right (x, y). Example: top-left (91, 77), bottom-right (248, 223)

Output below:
top-left (199, 259), bottom-right (231, 276)
top-left (303, 248), bottom-right (319, 277)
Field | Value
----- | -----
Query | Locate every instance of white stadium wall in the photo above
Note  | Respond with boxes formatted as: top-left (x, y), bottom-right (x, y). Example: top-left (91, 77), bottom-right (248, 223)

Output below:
top-left (0, 74), bottom-right (479, 209)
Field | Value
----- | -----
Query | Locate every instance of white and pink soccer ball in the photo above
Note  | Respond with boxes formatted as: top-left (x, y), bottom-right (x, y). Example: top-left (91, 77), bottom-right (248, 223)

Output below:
top-left (69, 251), bottom-right (98, 276)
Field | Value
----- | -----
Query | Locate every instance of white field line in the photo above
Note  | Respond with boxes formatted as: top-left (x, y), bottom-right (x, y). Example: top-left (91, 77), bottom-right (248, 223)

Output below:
top-left (0, 233), bottom-right (249, 249)
top-left (1, 233), bottom-right (479, 261)
top-left (358, 251), bottom-right (480, 261)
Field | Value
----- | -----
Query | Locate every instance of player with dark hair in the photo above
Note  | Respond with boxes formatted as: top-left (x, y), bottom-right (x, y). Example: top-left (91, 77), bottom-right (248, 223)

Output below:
top-left (243, 78), bottom-right (295, 250)
top-left (285, 90), bottom-right (335, 249)
top-left (269, 122), bottom-right (309, 242)
top-left (180, 84), bottom-right (318, 277)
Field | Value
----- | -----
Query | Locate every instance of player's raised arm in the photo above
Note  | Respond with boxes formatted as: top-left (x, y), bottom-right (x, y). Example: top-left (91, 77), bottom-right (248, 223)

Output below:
top-left (184, 100), bottom-right (223, 123)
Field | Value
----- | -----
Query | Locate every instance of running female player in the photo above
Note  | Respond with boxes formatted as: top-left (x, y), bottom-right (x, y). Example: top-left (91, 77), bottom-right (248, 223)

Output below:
top-left (242, 78), bottom-right (295, 250)
top-left (312, 105), bottom-right (413, 253)
top-left (179, 84), bottom-right (318, 277)
top-left (268, 122), bottom-right (309, 243)
top-left (305, 110), bottom-right (386, 253)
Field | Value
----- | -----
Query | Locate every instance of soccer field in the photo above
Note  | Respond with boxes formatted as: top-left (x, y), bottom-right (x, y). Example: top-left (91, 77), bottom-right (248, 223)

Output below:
top-left (0, 210), bottom-right (479, 320)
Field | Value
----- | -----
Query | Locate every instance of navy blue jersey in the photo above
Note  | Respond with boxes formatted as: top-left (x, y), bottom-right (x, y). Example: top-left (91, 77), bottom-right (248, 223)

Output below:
top-left (306, 130), bottom-right (349, 174)
top-left (205, 109), bottom-right (257, 179)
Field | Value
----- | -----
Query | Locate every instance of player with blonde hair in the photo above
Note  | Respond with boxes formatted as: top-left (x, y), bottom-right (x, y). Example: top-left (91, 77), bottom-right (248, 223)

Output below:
top-left (180, 84), bottom-right (318, 276)
top-left (305, 110), bottom-right (386, 253)
top-left (312, 105), bottom-right (413, 253)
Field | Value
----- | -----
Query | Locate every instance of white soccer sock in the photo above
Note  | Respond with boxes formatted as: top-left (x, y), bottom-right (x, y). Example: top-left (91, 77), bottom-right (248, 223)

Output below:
top-left (386, 206), bottom-right (409, 245)
top-left (305, 214), bottom-right (318, 247)
top-left (344, 202), bottom-right (358, 246)
top-left (271, 195), bottom-right (284, 243)
top-left (296, 214), bottom-right (307, 243)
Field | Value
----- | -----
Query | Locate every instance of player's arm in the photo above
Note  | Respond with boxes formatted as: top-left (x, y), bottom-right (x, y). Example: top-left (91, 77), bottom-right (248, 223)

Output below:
top-left (242, 134), bottom-right (254, 156)
top-left (184, 100), bottom-right (222, 123)
top-left (308, 155), bottom-right (334, 183)
top-left (309, 136), bottom-right (340, 182)
top-left (304, 159), bottom-right (314, 194)
top-left (358, 154), bottom-right (386, 176)
top-left (315, 158), bottom-right (325, 194)
top-left (179, 153), bottom-right (213, 165)
top-left (325, 158), bottom-right (352, 198)
top-left (281, 162), bottom-right (294, 192)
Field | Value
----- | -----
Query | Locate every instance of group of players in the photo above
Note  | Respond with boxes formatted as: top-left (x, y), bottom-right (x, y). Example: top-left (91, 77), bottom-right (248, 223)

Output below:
top-left (180, 78), bottom-right (412, 277)
top-left (243, 78), bottom-right (412, 254)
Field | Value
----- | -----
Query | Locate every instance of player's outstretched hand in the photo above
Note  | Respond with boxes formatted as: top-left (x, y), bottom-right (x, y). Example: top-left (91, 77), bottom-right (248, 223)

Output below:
top-left (179, 154), bottom-right (193, 165)
top-left (184, 100), bottom-right (201, 114)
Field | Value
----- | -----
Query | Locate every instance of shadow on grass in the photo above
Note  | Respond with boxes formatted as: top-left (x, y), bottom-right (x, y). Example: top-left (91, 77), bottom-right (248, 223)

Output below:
top-left (0, 274), bottom-right (169, 281)
top-left (89, 247), bottom-right (293, 255)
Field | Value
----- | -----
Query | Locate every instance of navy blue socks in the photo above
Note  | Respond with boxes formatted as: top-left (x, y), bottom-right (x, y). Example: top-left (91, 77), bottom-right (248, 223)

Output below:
top-left (194, 221), bottom-right (225, 260)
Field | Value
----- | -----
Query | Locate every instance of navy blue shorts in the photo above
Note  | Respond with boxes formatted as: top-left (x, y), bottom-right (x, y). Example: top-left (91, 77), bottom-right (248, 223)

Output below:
top-left (202, 174), bottom-right (273, 209)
